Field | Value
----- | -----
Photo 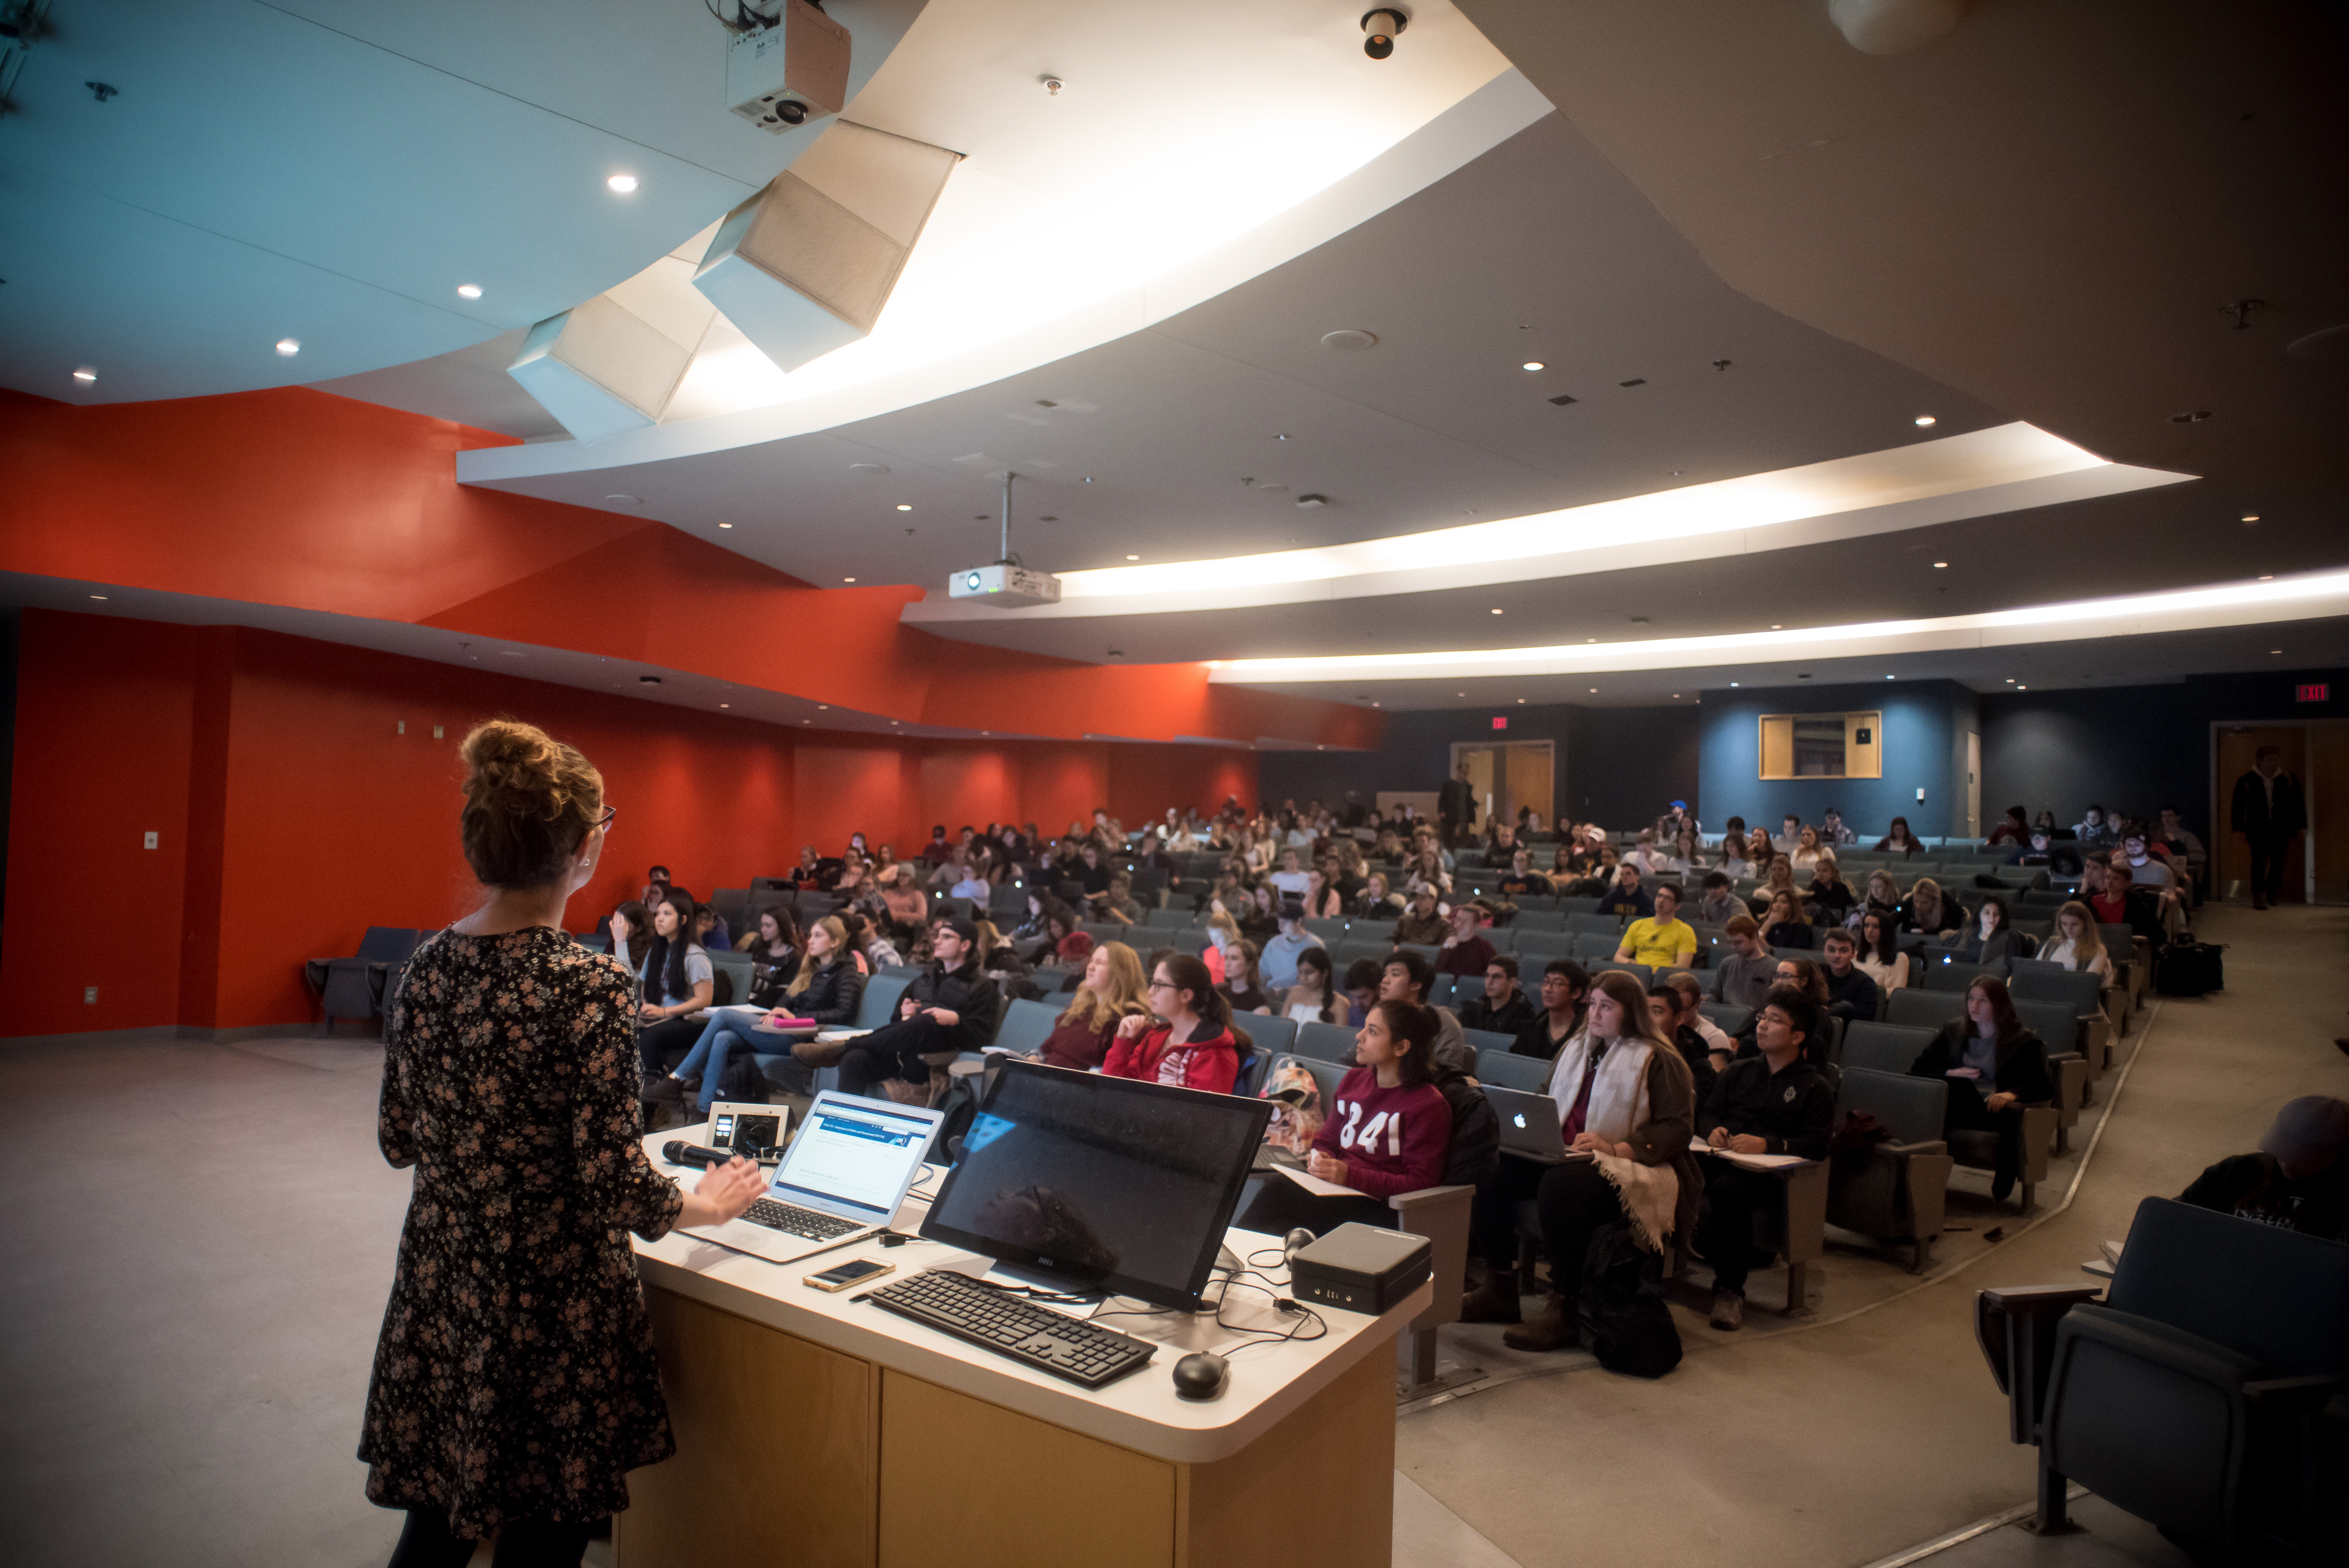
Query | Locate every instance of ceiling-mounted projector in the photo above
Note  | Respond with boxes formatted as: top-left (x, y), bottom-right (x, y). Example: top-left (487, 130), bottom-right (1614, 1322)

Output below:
top-left (949, 564), bottom-right (1061, 607)
top-left (725, 0), bottom-right (850, 133)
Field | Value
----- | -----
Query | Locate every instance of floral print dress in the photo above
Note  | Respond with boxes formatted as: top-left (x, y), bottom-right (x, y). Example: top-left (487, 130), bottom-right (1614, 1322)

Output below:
top-left (360, 925), bottom-right (685, 1536)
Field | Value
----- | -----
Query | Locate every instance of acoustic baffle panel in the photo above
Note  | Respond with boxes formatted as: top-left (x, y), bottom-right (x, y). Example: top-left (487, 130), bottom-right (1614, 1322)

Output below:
top-left (507, 256), bottom-right (718, 442)
top-left (692, 120), bottom-right (961, 374)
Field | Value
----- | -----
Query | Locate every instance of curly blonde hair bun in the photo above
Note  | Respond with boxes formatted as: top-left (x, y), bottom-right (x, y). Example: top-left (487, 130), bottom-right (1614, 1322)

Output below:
top-left (458, 718), bottom-right (604, 889)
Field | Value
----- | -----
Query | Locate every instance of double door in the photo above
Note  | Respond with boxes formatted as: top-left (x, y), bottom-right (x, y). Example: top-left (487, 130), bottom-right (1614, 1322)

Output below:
top-left (2212, 723), bottom-right (2349, 903)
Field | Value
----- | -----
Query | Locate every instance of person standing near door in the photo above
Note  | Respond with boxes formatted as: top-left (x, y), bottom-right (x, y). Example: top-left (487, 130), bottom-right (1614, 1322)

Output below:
top-left (2230, 744), bottom-right (2307, 910)
top-left (1439, 763), bottom-right (1476, 849)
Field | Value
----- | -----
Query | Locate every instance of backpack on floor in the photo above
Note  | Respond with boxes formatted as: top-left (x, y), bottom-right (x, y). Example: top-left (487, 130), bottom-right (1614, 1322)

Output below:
top-left (714, 1051), bottom-right (768, 1105)
top-left (1576, 1222), bottom-right (1683, 1379)
top-left (2156, 941), bottom-right (2225, 997)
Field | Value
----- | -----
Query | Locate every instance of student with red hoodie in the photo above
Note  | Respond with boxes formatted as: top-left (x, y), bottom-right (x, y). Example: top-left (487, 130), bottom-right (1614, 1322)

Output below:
top-left (1104, 953), bottom-right (1241, 1094)
top-left (1237, 999), bottom-right (1453, 1236)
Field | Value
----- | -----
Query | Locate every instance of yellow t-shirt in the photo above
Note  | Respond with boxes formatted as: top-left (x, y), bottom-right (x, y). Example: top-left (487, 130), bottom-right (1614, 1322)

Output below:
top-left (1621, 917), bottom-right (1697, 968)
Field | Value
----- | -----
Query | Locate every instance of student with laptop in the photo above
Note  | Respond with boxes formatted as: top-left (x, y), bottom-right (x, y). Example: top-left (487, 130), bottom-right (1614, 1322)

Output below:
top-left (365, 720), bottom-right (765, 1568)
top-left (1694, 985), bottom-right (1835, 1330)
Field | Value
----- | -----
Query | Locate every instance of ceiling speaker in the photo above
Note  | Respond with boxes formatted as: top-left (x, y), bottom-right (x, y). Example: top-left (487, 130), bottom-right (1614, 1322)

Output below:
top-left (507, 257), bottom-right (718, 441)
top-left (692, 120), bottom-right (961, 374)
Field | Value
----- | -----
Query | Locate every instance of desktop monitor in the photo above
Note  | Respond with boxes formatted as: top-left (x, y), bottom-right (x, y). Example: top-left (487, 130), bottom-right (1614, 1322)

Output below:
top-left (918, 1059), bottom-right (1273, 1311)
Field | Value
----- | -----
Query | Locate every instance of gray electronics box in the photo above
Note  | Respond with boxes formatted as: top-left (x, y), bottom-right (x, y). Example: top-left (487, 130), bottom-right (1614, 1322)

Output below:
top-left (1289, 1223), bottom-right (1432, 1315)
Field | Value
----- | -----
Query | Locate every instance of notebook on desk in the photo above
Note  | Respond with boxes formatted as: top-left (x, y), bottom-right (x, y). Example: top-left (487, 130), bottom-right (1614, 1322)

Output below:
top-left (676, 1091), bottom-right (943, 1265)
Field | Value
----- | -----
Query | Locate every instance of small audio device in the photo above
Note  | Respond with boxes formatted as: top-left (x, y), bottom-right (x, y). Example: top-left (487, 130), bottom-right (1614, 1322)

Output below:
top-left (708, 1101), bottom-right (789, 1163)
top-left (1287, 1223), bottom-right (1432, 1315)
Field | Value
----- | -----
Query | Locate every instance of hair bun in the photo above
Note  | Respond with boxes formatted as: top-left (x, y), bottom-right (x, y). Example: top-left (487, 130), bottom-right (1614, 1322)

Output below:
top-left (458, 719), bottom-right (604, 888)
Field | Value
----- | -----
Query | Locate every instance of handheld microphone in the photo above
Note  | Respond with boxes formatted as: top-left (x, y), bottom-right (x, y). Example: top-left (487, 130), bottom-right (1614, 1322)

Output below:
top-left (661, 1141), bottom-right (732, 1169)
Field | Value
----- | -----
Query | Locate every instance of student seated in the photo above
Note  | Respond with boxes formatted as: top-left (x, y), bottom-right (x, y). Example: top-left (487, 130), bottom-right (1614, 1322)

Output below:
top-left (1805, 856), bottom-right (1856, 925)
top-left (1436, 899), bottom-right (1499, 977)
top-left (1899, 877), bottom-right (1962, 939)
top-left (692, 904), bottom-right (732, 952)
top-left (1691, 870), bottom-right (1741, 928)
top-left (1224, 939), bottom-right (1275, 1015)
top-left (1237, 1000), bottom-right (1453, 1237)
top-left (1665, 971), bottom-right (1735, 1067)
top-left (734, 908), bottom-right (801, 1005)
top-left (1259, 901), bottom-right (1315, 995)
top-left (652, 914), bottom-right (867, 1112)
top-left (1105, 953), bottom-right (1241, 1092)
top-left (1599, 864), bottom-right (1656, 921)
top-left (1392, 884), bottom-right (1448, 946)
top-left (1876, 817), bottom-right (1927, 857)
top-left (1645, 983), bottom-right (1718, 1107)
top-left (1694, 985), bottom-right (1836, 1329)
top-left (1706, 915), bottom-right (1777, 1008)
top-left (1341, 957), bottom-right (1384, 1027)
top-left (1516, 959), bottom-right (1590, 1059)
top-left (1281, 946), bottom-right (1345, 1025)
top-left (1459, 955), bottom-right (1537, 1039)
top-left (2177, 1096), bottom-right (2349, 1242)
top-left (606, 899), bottom-right (650, 973)
top-left (1033, 941), bottom-right (1149, 1072)
top-left (1908, 976), bottom-right (2054, 1205)
top-left (1378, 948), bottom-right (1472, 1074)
top-left (2039, 901), bottom-right (2113, 988)
top-left (828, 917), bottom-right (1003, 1105)
top-left (1815, 927), bottom-right (1883, 1021)
top-left (1460, 973), bottom-right (1699, 1352)
top-left (1760, 889), bottom-right (1813, 951)
top-left (1986, 805), bottom-right (2030, 847)
top-left (1950, 895), bottom-right (2035, 965)
top-left (1616, 882), bottom-right (1698, 969)
top-left (634, 895), bottom-right (714, 1099)
top-left (1855, 909), bottom-right (1912, 993)
top-left (1496, 846), bottom-right (1553, 899)
top-left (1096, 871), bottom-right (1146, 926)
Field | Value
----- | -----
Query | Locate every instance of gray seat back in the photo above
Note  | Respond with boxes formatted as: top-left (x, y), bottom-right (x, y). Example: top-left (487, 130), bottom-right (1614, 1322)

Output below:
top-left (1886, 988), bottom-right (1966, 1030)
top-left (1293, 1021), bottom-right (1359, 1065)
top-left (1475, 1048), bottom-right (1551, 1093)
top-left (991, 997), bottom-right (1061, 1056)
top-left (2109, 1196), bottom-right (2349, 1377)
top-left (709, 950), bottom-right (753, 1006)
top-left (1238, 1012), bottom-right (1300, 1062)
top-left (1700, 1002), bottom-right (1752, 1037)
top-left (2008, 964), bottom-right (2103, 1023)
top-left (1841, 1021), bottom-right (1938, 1077)
top-left (854, 973), bottom-right (911, 1032)
top-left (1460, 1026), bottom-right (1516, 1060)
top-left (1921, 957), bottom-right (2006, 992)
top-left (1835, 1066), bottom-right (1947, 1144)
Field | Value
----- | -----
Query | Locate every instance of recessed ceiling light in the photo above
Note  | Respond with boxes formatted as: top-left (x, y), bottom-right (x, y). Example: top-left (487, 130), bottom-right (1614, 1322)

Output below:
top-left (818, 704), bottom-right (828, 710)
top-left (2006, 677), bottom-right (2015, 683)
top-left (718, 522), bottom-right (732, 528)
top-left (2260, 575), bottom-right (2274, 581)
top-left (1933, 561), bottom-right (1949, 569)
top-left (89, 594), bottom-right (107, 600)
top-left (1886, 674), bottom-right (1896, 679)
top-left (1771, 624), bottom-right (1782, 630)
top-left (275, 338), bottom-right (300, 356)
top-left (606, 173), bottom-right (638, 193)
top-left (718, 702), bottom-right (729, 708)
top-left (1125, 554), bottom-right (1140, 561)
top-left (1914, 415), bottom-right (1937, 427)
top-left (1585, 638), bottom-right (1595, 643)
top-left (1276, 433), bottom-right (1290, 441)
top-left (1517, 697), bottom-right (1525, 704)
top-left (843, 577), bottom-right (855, 583)
top-left (2271, 649), bottom-right (2283, 655)
top-left (1522, 361), bottom-right (1545, 371)
top-left (456, 283), bottom-right (483, 299)
top-left (1731, 682), bottom-right (1739, 687)
top-left (2240, 513), bottom-right (2260, 523)
top-left (1490, 608), bottom-right (1504, 615)
top-left (896, 504), bottom-right (912, 511)
top-left (1672, 693), bottom-right (1680, 699)
top-left (1588, 688), bottom-right (1598, 694)
top-left (72, 368), bottom-right (96, 383)
top-left (2016, 685), bottom-right (2026, 690)
top-left (604, 494), bottom-right (642, 506)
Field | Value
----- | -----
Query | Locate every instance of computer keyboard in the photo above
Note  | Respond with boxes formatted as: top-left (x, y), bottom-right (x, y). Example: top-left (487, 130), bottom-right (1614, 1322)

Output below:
top-left (742, 1197), bottom-right (860, 1242)
top-left (864, 1269), bottom-right (1157, 1389)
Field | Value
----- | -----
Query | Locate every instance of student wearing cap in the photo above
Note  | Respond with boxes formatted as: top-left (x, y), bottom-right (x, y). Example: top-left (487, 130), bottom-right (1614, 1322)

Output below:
top-left (1436, 900), bottom-right (1499, 978)
top-left (830, 915), bottom-right (1003, 1102)
top-left (2178, 1095), bottom-right (2349, 1242)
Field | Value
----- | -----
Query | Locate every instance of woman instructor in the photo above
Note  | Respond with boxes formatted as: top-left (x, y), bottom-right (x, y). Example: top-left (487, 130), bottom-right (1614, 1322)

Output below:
top-left (360, 720), bottom-right (763, 1567)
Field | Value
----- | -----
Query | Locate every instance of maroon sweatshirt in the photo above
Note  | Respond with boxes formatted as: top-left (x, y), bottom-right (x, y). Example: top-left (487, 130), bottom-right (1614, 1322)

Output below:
top-left (1311, 1067), bottom-right (1453, 1199)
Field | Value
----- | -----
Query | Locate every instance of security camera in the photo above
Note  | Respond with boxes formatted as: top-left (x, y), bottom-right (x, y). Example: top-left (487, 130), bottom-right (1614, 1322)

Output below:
top-left (1361, 7), bottom-right (1408, 59)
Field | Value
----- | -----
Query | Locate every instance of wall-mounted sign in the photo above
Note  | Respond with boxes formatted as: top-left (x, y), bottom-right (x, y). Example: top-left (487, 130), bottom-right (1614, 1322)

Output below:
top-left (2296, 683), bottom-right (2329, 703)
top-left (1492, 716), bottom-right (1509, 730)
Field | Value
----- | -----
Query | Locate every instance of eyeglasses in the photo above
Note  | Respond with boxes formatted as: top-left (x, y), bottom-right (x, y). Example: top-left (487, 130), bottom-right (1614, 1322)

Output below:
top-left (1146, 978), bottom-right (1177, 991)
top-left (593, 807), bottom-right (617, 833)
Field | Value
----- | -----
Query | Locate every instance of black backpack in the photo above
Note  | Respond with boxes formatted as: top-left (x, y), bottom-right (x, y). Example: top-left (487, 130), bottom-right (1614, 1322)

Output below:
top-left (1576, 1221), bottom-right (1683, 1379)
top-left (1433, 1068), bottom-right (1501, 1187)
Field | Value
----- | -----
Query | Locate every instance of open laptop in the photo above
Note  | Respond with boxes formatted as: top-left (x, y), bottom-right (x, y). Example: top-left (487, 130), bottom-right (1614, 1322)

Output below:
top-left (1484, 1085), bottom-right (1588, 1165)
top-left (677, 1090), bottom-right (944, 1265)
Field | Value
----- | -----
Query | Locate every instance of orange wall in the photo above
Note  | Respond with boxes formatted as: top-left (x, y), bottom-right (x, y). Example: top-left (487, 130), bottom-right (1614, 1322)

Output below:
top-left (1, 386), bottom-right (1384, 753)
top-left (4, 609), bottom-right (1263, 1036)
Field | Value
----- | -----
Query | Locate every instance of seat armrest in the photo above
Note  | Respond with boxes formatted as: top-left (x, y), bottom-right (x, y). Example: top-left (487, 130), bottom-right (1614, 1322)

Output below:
top-left (1976, 1284), bottom-right (2103, 1444)
top-left (1388, 1183), bottom-right (1474, 1334)
top-left (2245, 1373), bottom-right (2347, 1411)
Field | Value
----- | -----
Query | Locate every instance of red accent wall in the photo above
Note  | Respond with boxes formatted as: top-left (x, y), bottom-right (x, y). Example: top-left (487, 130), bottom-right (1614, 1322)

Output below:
top-left (3, 609), bottom-right (1264, 1037)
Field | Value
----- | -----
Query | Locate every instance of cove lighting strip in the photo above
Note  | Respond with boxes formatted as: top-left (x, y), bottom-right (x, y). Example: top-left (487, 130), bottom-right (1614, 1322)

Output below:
top-left (1204, 569), bottom-right (2349, 684)
top-left (905, 423), bottom-right (2189, 624)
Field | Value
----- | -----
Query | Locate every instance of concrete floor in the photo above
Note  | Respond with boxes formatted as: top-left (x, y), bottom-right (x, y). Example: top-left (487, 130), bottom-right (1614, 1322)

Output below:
top-left (1, 902), bottom-right (2341, 1567)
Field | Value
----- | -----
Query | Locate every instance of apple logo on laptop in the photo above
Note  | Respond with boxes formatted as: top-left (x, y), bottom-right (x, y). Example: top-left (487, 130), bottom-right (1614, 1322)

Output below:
top-left (1512, 1113), bottom-right (1528, 1130)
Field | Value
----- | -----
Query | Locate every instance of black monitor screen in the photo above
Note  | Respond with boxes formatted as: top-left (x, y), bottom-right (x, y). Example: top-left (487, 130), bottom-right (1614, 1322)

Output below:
top-left (918, 1060), bottom-right (1273, 1311)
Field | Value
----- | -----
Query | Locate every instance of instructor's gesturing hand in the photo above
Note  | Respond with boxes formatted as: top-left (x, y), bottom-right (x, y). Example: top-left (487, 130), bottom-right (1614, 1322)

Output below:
top-left (677, 1156), bottom-right (765, 1228)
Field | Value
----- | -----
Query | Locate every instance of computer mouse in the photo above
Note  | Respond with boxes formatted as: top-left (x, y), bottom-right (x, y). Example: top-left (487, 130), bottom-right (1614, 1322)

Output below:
top-left (1171, 1351), bottom-right (1229, 1401)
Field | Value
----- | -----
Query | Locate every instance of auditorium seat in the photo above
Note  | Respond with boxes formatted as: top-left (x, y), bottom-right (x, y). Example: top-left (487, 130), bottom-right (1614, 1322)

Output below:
top-left (1921, 957), bottom-right (2008, 991)
top-left (988, 998), bottom-right (1059, 1058)
top-left (1459, 1026), bottom-right (1516, 1061)
top-left (1841, 1021), bottom-right (1939, 1077)
top-left (304, 926), bottom-right (421, 1028)
top-left (1292, 1021), bottom-right (1359, 1065)
top-left (708, 950), bottom-right (753, 1007)
top-left (1829, 1069), bottom-right (1953, 1272)
top-left (1475, 1047), bottom-right (1549, 1093)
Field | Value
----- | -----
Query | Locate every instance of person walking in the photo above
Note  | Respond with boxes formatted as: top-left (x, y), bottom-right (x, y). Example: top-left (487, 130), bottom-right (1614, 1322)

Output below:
top-left (360, 720), bottom-right (763, 1567)
top-left (2229, 744), bottom-right (2306, 909)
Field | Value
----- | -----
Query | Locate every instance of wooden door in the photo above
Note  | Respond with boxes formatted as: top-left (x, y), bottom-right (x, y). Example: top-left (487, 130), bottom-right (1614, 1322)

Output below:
top-left (2311, 722), bottom-right (2349, 903)
top-left (1965, 732), bottom-right (1982, 839)
top-left (1502, 742), bottom-right (1555, 833)
top-left (2214, 726), bottom-right (2309, 902)
top-left (1461, 747), bottom-right (1496, 833)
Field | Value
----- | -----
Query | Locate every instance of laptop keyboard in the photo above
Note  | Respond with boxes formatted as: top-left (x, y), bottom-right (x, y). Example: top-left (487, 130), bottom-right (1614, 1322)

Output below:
top-left (742, 1197), bottom-right (861, 1241)
top-left (865, 1269), bottom-right (1157, 1390)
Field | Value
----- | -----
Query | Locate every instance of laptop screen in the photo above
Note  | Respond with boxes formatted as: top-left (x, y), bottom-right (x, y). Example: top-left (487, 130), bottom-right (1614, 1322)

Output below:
top-left (769, 1097), bottom-right (937, 1222)
top-left (918, 1060), bottom-right (1272, 1311)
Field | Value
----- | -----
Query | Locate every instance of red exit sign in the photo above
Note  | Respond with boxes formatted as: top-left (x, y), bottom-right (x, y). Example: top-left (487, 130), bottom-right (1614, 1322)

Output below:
top-left (2298, 683), bottom-right (2330, 703)
top-left (1492, 716), bottom-right (1509, 730)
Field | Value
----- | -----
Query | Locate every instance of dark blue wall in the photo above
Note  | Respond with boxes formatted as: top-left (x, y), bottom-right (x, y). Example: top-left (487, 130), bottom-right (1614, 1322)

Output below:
top-left (1981, 667), bottom-right (2349, 842)
top-left (1256, 700), bottom-right (1700, 828)
top-left (1697, 679), bottom-right (1973, 840)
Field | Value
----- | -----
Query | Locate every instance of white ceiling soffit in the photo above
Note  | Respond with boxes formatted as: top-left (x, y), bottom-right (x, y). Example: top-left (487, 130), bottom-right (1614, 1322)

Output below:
top-left (1207, 568), bottom-right (2349, 686)
top-left (458, 53), bottom-right (1545, 482)
top-left (1, 0), bottom-right (928, 403)
top-left (904, 423), bottom-right (2188, 624)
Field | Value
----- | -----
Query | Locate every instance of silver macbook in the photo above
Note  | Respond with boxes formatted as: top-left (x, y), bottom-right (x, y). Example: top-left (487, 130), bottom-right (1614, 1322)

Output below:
top-left (677, 1091), bottom-right (944, 1264)
top-left (1485, 1085), bottom-right (1588, 1165)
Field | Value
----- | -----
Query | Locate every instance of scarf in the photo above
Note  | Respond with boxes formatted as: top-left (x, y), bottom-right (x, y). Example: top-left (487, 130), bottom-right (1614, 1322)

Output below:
top-left (1547, 1033), bottom-right (1682, 1251)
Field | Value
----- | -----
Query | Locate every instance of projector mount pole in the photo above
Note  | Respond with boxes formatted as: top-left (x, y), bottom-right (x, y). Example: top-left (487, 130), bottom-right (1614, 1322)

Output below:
top-left (999, 469), bottom-right (1016, 567)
